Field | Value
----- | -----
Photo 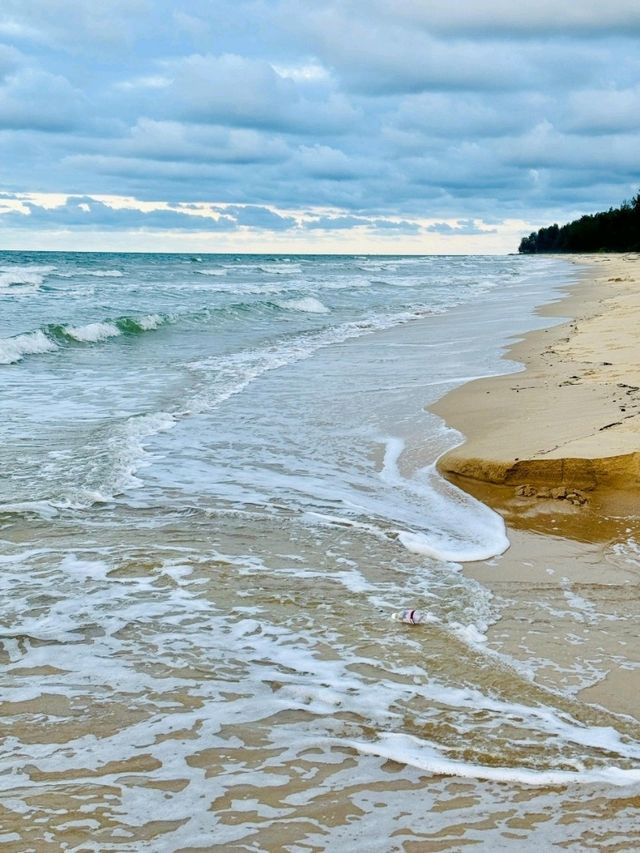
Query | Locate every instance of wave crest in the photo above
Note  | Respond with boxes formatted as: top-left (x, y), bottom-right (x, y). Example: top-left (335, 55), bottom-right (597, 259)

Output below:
top-left (277, 297), bottom-right (330, 314)
top-left (0, 330), bottom-right (57, 364)
top-left (62, 321), bottom-right (121, 343)
top-left (1, 314), bottom-right (166, 364)
top-left (53, 269), bottom-right (123, 279)
top-left (0, 265), bottom-right (55, 294)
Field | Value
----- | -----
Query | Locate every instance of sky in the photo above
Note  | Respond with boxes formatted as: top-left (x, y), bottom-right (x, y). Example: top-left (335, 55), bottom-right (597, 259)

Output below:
top-left (0, 0), bottom-right (639, 254)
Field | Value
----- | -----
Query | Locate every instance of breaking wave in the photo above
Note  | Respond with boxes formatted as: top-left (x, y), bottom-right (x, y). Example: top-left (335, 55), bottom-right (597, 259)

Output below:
top-left (0, 314), bottom-right (166, 364)
top-left (196, 268), bottom-right (227, 277)
top-left (277, 296), bottom-right (331, 314)
top-left (0, 330), bottom-right (58, 364)
top-left (53, 269), bottom-right (124, 278)
top-left (0, 264), bottom-right (56, 294)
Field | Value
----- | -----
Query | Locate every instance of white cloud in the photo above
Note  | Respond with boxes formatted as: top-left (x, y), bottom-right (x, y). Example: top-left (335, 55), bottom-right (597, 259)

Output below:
top-left (271, 62), bottom-right (330, 83)
top-left (115, 75), bottom-right (172, 92)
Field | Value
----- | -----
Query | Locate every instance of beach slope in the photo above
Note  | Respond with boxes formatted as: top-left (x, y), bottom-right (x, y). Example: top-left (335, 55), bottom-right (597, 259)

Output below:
top-left (432, 255), bottom-right (640, 529)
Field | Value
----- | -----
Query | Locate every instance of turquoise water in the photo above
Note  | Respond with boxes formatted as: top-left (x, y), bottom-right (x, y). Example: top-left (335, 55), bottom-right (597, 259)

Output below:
top-left (5, 253), bottom-right (640, 850)
top-left (0, 252), bottom-right (556, 551)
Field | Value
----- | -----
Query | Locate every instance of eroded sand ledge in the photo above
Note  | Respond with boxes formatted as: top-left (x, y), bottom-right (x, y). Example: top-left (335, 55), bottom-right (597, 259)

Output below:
top-left (431, 254), bottom-right (640, 530)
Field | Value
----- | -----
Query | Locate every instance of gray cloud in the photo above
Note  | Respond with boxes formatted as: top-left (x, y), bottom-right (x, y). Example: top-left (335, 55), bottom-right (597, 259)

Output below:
top-left (0, 0), bottom-right (151, 51)
top-left (0, 0), bottom-right (638, 241)
top-left (150, 53), bottom-right (359, 135)
top-left (306, 215), bottom-right (419, 233)
top-left (502, 123), bottom-right (640, 173)
top-left (288, 13), bottom-right (534, 95)
top-left (0, 67), bottom-right (83, 131)
top-left (376, 0), bottom-right (640, 37)
top-left (0, 43), bottom-right (22, 80)
top-left (562, 86), bottom-right (640, 135)
top-left (222, 204), bottom-right (297, 230)
top-left (390, 92), bottom-right (537, 140)
top-left (293, 145), bottom-right (370, 180)
top-left (1, 197), bottom-right (238, 231)
top-left (123, 119), bottom-right (290, 164)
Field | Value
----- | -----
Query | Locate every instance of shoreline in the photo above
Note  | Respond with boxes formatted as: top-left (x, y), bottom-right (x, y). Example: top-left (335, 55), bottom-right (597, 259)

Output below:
top-left (429, 254), bottom-right (640, 718)
top-left (431, 253), bottom-right (640, 540)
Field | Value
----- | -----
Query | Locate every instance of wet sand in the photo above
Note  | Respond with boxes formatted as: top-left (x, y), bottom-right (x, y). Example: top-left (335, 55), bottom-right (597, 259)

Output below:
top-left (431, 254), bottom-right (640, 720)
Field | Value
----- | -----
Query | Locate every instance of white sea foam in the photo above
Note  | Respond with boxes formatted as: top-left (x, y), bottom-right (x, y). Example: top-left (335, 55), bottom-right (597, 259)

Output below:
top-left (1, 546), bottom-right (635, 847)
top-left (304, 511), bottom-right (391, 541)
top-left (258, 263), bottom-right (302, 274)
top-left (138, 313), bottom-right (163, 330)
top-left (0, 264), bottom-right (54, 293)
top-left (608, 537), bottom-right (640, 567)
top-left (63, 321), bottom-right (121, 342)
top-left (561, 580), bottom-right (597, 623)
top-left (349, 732), bottom-right (640, 787)
top-left (381, 437), bottom-right (509, 563)
top-left (358, 262), bottom-right (390, 272)
top-left (409, 681), bottom-right (640, 756)
top-left (68, 410), bottom-right (178, 504)
top-left (0, 500), bottom-right (60, 518)
top-left (0, 313), bottom-right (164, 368)
top-left (398, 529), bottom-right (508, 563)
top-left (197, 268), bottom-right (227, 276)
top-left (0, 527), bottom-right (635, 846)
top-left (0, 330), bottom-right (57, 364)
top-left (54, 268), bottom-right (123, 278)
top-left (81, 269), bottom-right (123, 277)
top-left (185, 308), bottom-right (431, 416)
top-left (278, 296), bottom-right (330, 314)
top-left (59, 554), bottom-right (111, 581)
top-left (182, 344), bottom-right (506, 568)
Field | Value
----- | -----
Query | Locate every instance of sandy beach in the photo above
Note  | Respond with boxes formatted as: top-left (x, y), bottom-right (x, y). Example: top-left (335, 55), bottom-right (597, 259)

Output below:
top-left (5, 0), bottom-right (640, 845)
top-left (432, 254), bottom-right (640, 719)
top-left (433, 254), bottom-right (640, 538)
top-left (4, 253), bottom-right (640, 850)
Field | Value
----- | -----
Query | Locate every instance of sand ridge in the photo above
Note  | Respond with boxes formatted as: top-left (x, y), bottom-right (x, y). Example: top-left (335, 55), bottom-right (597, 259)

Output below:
top-left (431, 254), bottom-right (640, 531)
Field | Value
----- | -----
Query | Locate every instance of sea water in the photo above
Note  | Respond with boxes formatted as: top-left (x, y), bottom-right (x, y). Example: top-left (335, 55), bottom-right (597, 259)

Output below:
top-left (1, 252), bottom-right (639, 850)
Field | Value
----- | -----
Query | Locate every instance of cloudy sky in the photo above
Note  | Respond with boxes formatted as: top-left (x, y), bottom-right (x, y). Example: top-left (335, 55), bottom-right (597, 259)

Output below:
top-left (0, 0), bottom-right (639, 253)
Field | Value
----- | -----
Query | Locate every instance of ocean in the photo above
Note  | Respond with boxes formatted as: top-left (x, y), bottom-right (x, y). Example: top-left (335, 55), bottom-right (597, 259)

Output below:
top-left (2, 252), bottom-right (639, 850)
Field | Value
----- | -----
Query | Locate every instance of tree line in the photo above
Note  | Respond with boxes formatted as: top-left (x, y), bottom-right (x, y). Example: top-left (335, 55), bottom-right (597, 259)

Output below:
top-left (518, 191), bottom-right (640, 253)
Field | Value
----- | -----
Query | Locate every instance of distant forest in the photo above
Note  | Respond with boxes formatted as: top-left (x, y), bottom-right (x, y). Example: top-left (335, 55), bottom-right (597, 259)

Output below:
top-left (518, 192), bottom-right (640, 253)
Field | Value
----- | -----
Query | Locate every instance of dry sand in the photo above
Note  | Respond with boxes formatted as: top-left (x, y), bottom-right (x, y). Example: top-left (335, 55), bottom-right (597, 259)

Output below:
top-left (431, 254), bottom-right (640, 718)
